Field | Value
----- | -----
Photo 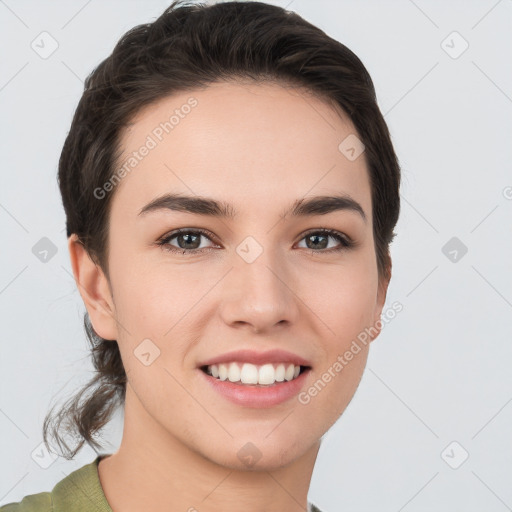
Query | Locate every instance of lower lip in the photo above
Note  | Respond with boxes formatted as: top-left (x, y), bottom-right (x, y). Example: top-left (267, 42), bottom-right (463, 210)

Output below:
top-left (199, 368), bottom-right (311, 408)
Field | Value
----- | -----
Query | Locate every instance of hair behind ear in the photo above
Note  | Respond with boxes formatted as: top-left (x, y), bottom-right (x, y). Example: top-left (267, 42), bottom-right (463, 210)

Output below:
top-left (42, 314), bottom-right (126, 459)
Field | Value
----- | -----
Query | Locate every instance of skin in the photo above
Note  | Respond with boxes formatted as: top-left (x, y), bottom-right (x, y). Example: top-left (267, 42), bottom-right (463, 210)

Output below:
top-left (68, 81), bottom-right (390, 512)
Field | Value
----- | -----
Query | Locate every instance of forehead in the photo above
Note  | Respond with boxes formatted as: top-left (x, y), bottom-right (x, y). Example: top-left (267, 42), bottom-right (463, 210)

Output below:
top-left (112, 81), bottom-right (371, 219)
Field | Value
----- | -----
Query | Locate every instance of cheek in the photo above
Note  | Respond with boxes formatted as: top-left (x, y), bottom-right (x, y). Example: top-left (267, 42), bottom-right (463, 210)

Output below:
top-left (297, 256), bottom-right (379, 344)
top-left (325, 282), bottom-right (377, 345)
top-left (108, 247), bottom-right (191, 331)
top-left (298, 280), bottom-right (374, 432)
top-left (108, 258), bottom-right (217, 372)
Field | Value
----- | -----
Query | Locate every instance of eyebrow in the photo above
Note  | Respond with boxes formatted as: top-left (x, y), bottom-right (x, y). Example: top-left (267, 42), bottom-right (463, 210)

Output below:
top-left (138, 193), bottom-right (367, 223)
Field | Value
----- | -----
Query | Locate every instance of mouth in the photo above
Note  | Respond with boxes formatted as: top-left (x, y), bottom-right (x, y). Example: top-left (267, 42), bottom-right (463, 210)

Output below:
top-left (200, 362), bottom-right (311, 387)
top-left (198, 361), bottom-right (312, 408)
top-left (196, 348), bottom-right (313, 407)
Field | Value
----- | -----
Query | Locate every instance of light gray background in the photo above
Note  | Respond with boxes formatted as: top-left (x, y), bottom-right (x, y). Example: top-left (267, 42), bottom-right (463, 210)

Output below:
top-left (1, 0), bottom-right (511, 510)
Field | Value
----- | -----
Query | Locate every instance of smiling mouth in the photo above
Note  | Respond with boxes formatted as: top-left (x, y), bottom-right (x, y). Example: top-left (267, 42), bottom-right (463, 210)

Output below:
top-left (200, 362), bottom-right (311, 386)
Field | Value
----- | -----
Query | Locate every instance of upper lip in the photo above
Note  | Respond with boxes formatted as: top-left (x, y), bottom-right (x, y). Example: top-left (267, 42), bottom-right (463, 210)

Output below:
top-left (197, 349), bottom-right (312, 368)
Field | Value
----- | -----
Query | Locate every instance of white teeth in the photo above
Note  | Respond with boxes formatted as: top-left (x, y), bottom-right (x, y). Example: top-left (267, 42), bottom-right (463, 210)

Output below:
top-left (258, 364), bottom-right (275, 385)
top-left (218, 363), bottom-right (228, 381)
top-left (240, 363), bottom-right (258, 384)
top-left (205, 362), bottom-right (304, 385)
top-left (228, 362), bottom-right (241, 382)
top-left (275, 364), bottom-right (285, 382)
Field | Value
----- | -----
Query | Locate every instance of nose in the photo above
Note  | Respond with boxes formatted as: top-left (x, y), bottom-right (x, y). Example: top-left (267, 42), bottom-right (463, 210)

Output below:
top-left (218, 248), bottom-right (300, 334)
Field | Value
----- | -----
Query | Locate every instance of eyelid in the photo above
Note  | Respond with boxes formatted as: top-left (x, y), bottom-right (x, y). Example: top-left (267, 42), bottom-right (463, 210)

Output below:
top-left (298, 227), bottom-right (353, 245)
top-left (156, 227), bottom-right (355, 254)
top-left (156, 227), bottom-right (220, 249)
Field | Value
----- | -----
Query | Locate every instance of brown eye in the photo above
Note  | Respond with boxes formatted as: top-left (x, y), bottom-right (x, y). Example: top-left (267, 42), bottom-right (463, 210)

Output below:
top-left (297, 229), bottom-right (353, 253)
top-left (157, 227), bottom-right (354, 256)
top-left (157, 228), bottom-right (218, 254)
top-left (173, 232), bottom-right (203, 250)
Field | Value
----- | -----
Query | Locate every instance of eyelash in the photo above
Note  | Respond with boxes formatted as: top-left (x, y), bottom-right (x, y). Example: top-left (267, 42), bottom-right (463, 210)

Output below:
top-left (156, 227), bottom-right (355, 256)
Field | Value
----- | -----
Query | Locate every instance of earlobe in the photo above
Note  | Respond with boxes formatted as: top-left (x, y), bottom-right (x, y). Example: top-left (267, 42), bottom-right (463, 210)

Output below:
top-left (67, 234), bottom-right (118, 341)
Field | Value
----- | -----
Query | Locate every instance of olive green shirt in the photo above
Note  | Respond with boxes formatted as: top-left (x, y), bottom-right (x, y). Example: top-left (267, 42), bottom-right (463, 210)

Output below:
top-left (1, 456), bottom-right (324, 511)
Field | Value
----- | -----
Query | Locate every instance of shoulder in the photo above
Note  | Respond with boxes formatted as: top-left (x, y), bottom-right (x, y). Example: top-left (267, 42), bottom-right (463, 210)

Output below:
top-left (0, 492), bottom-right (52, 511)
top-left (1, 456), bottom-right (110, 512)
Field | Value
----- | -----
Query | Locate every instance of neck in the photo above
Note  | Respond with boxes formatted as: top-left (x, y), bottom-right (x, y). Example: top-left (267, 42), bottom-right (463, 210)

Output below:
top-left (98, 383), bottom-right (320, 512)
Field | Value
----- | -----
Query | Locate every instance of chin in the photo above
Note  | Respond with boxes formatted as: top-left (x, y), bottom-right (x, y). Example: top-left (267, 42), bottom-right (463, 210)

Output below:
top-left (202, 433), bottom-right (315, 472)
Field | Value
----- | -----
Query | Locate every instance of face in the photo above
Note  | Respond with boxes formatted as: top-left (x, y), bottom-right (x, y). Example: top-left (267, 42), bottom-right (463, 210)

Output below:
top-left (84, 81), bottom-right (388, 470)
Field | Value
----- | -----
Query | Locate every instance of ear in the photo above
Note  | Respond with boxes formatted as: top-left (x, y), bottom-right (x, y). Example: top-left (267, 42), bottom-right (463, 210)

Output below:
top-left (67, 234), bottom-right (118, 341)
top-left (370, 259), bottom-right (392, 342)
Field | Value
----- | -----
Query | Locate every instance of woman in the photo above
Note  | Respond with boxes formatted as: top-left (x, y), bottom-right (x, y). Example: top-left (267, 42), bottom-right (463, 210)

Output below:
top-left (1, 0), bottom-right (400, 510)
